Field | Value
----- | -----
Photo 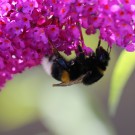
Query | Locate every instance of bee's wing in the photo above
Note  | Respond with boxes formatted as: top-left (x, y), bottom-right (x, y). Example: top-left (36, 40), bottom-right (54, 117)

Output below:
top-left (53, 75), bottom-right (85, 87)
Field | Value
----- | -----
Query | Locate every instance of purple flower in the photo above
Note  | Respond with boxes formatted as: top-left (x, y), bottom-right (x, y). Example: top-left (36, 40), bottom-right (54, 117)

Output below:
top-left (0, 0), bottom-right (135, 88)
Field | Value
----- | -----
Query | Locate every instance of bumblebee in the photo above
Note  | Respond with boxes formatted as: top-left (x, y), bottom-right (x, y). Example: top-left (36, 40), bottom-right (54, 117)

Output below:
top-left (42, 39), bottom-right (110, 86)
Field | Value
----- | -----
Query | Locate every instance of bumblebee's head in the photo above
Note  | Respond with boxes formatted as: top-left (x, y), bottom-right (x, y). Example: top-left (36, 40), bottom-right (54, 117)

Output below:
top-left (95, 46), bottom-right (110, 70)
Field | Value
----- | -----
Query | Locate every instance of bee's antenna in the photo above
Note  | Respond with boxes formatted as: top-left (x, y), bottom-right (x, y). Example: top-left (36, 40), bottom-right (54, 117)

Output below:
top-left (78, 44), bottom-right (83, 53)
top-left (48, 40), bottom-right (61, 57)
top-left (76, 45), bottom-right (85, 62)
top-left (107, 45), bottom-right (109, 52)
top-left (98, 39), bottom-right (101, 47)
top-left (109, 47), bottom-right (112, 54)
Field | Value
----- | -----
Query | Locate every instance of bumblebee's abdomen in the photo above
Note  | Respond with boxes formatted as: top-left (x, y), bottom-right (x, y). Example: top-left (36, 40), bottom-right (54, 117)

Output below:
top-left (82, 68), bottom-right (103, 85)
top-left (68, 62), bottom-right (83, 80)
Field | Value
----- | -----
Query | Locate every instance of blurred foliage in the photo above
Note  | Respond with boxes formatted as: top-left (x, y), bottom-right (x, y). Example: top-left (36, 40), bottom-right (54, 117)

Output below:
top-left (109, 50), bottom-right (135, 115)
top-left (38, 84), bottom-right (115, 135)
top-left (0, 67), bottom-right (46, 130)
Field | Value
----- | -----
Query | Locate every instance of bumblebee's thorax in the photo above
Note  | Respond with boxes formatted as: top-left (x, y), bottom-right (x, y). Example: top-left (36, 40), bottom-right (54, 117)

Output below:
top-left (68, 61), bottom-right (84, 80)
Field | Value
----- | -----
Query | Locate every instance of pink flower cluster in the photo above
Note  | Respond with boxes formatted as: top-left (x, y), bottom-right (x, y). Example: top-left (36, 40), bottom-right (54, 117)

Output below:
top-left (0, 0), bottom-right (135, 88)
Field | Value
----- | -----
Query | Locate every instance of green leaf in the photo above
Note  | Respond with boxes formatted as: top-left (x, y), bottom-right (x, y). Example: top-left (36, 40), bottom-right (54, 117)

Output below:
top-left (109, 51), bottom-right (135, 115)
top-left (0, 67), bottom-right (45, 131)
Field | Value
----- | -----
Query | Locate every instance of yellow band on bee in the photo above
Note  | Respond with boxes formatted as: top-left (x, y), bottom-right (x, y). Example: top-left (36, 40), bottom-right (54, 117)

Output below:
top-left (97, 67), bottom-right (104, 75)
top-left (61, 70), bottom-right (70, 83)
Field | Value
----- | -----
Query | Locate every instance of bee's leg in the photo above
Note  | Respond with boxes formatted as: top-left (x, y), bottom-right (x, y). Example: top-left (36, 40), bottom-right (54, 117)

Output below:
top-left (48, 40), bottom-right (69, 70)
top-left (48, 39), bottom-right (62, 58)
top-left (51, 45), bottom-right (61, 58)
top-left (78, 44), bottom-right (83, 53)
top-left (98, 38), bottom-right (111, 54)
top-left (98, 39), bottom-right (101, 47)
top-left (77, 45), bottom-right (85, 61)
top-left (53, 82), bottom-right (70, 87)
top-left (107, 45), bottom-right (111, 54)
top-left (53, 74), bottom-right (84, 86)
